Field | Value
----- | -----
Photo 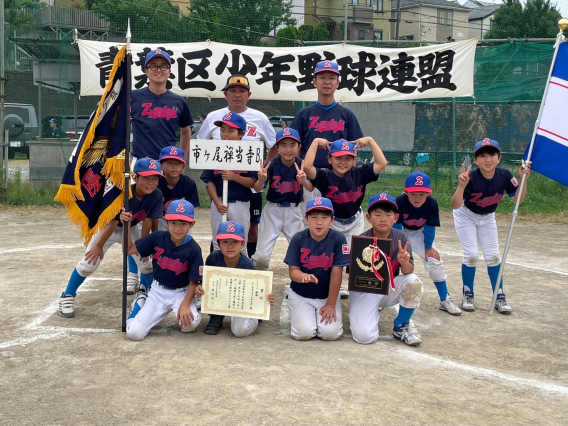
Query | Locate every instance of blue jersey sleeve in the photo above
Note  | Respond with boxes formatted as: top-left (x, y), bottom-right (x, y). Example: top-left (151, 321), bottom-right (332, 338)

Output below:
top-left (359, 162), bottom-right (379, 185)
top-left (184, 177), bottom-right (200, 208)
top-left (180, 103), bottom-right (193, 128)
top-left (504, 169), bottom-right (519, 197)
top-left (147, 190), bottom-right (163, 219)
top-left (426, 198), bottom-right (441, 227)
top-left (135, 232), bottom-right (158, 258)
top-left (346, 111), bottom-right (364, 140)
top-left (187, 244), bottom-right (203, 282)
top-left (423, 225), bottom-right (436, 249)
top-left (201, 169), bottom-right (214, 184)
top-left (333, 233), bottom-right (350, 267)
top-left (284, 234), bottom-right (302, 268)
top-left (393, 223), bottom-right (403, 230)
top-left (312, 168), bottom-right (329, 192)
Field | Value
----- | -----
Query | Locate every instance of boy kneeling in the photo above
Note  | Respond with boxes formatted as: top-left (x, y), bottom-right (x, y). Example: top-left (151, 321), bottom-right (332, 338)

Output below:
top-left (284, 197), bottom-right (350, 341)
top-left (349, 193), bottom-right (423, 346)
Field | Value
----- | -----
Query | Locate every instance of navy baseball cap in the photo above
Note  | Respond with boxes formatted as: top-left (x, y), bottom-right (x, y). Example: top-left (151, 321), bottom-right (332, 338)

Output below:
top-left (368, 192), bottom-right (398, 211)
top-left (49, 118), bottom-right (57, 123)
top-left (165, 199), bottom-right (195, 223)
top-left (217, 221), bottom-right (245, 241)
top-left (474, 138), bottom-right (501, 155)
top-left (405, 171), bottom-right (432, 193)
top-left (144, 49), bottom-right (171, 68)
top-left (305, 196), bottom-right (334, 215)
top-left (134, 158), bottom-right (163, 177)
top-left (314, 60), bottom-right (340, 75)
top-left (276, 127), bottom-right (301, 145)
top-left (159, 146), bottom-right (185, 164)
top-left (214, 112), bottom-right (247, 132)
top-left (330, 139), bottom-right (356, 157)
top-left (221, 74), bottom-right (250, 91)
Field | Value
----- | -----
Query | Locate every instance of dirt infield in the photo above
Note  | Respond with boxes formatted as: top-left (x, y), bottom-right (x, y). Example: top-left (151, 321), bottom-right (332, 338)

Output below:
top-left (1, 206), bottom-right (568, 425)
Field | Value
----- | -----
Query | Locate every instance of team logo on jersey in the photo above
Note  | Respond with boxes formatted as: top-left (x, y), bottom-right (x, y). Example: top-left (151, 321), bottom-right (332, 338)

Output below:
top-left (314, 197), bottom-right (322, 205)
top-left (176, 202), bottom-right (185, 212)
top-left (300, 249), bottom-right (335, 270)
top-left (149, 160), bottom-right (157, 169)
top-left (246, 126), bottom-right (257, 137)
top-left (131, 210), bottom-right (148, 224)
top-left (227, 223), bottom-right (235, 232)
top-left (308, 117), bottom-right (346, 134)
top-left (154, 247), bottom-right (189, 275)
top-left (141, 103), bottom-right (179, 121)
top-left (342, 244), bottom-right (350, 255)
top-left (403, 214), bottom-right (426, 227)
top-left (415, 176), bottom-right (424, 186)
top-left (326, 186), bottom-right (363, 204)
top-left (283, 128), bottom-right (290, 136)
top-left (482, 138), bottom-right (491, 145)
top-left (469, 192), bottom-right (505, 208)
top-left (324, 60), bottom-right (331, 68)
top-left (224, 112), bottom-right (232, 120)
top-left (271, 176), bottom-right (303, 194)
top-left (511, 177), bottom-right (518, 187)
top-left (341, 141), bottom-right (350, 151)
top-left (170, 147), bottom-right (178, 155)
top-left (199, 266), bottom-right (204, 276)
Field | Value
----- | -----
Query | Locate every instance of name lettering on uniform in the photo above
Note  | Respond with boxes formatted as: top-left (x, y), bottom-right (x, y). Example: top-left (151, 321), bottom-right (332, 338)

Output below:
top-left (271, 176), bottom-right (303, 194)
top-left (154, 247), bottom-right (189, 275)
top-left (141, 103), bottom-right (179, 121)
top-left (403, 214), bottom-right (427, 227)
top-left (325, 185), bottom-right (363, 204)
top-left (300, 249), bottom-right (334, 270)
top-left (308, 117), bottom-right (346, 134)
top-left (469, 192), bottom-right (505, 208)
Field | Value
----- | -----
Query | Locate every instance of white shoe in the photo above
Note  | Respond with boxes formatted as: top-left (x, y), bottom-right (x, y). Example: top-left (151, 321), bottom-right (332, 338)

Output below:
top-left (58, 294), bottom-right (75, 318)
top-left (440, 295), bottom-right (462, 316)
top-left (180, 324), bottom-right (196, 333)
top-left (126, 272), bottom-right (139, 295)
top-left (339, 284), bottom-right (349, 300)
top-left (130, 292), bottom-right (147, 312)
top-left (392, 323), bottom-right (422, 346)
top-left (194, 296), bottom-right (202, 310)
top-left (461, 291), bottom-right (476, 312)
top-left (495, 294), bottom-right (512, 315)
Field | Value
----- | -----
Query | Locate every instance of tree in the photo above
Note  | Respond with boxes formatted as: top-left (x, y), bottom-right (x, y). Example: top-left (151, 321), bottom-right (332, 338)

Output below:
top-left (276, 26), bottom-right (299, 47)
top-left (484, 0), bottom-right (561, 39)
top-left (4, 0), bottom-right (46, 33)
top-left (189, 0), bottom-right (296, 46)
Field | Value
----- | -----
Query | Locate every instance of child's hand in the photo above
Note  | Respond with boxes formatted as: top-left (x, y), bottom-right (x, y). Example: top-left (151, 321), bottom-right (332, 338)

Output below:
top-left (215, 201), bottom-right (229, 214)
top-left (397, 240), bottom-right (411, 265)
top-left (85, 245), bottom-right (104, 265)
top-left (458, 163), bottom-right (471, 187)
top-left (119, 208), bottom-right (132, 224)
top-left (354, 137), bottom-right (370, 149)
top-left (315, 138), bottom-right (331, 150)
top-left (195, 284), bottom-right (205, 297)
top-left (425, 248), bottom-right (440, 261)
top-left (319, 304), bottom-right (337, 325)
top-left (519, 162), bottom-right (531, 179)
top-left (267, 293), bottom-right (275, 306)
top-left (302, 274), bottom-right (318, 284)
top-left (221, 170), bottom-right (235, 181)
top-left (295, 160), bottom-right (308, 185)
top-left (257, 161), bottom-right (271, 184)
top-left (176, 303), bottom-right (194, 327)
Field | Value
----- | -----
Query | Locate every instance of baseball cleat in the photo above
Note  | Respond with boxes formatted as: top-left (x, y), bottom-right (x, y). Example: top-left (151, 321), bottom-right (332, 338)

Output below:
top-left (204, 316), bottom-right (223, 335)
top-left (495, 293), bottom-right (512, 314)
top-left (130, 292), bottom-right (147, 312)
top-left (392, 323), bottom-right (422, 346)
top-left (180, 325), bottom-right (196, 333)
top-left (440, 295), bottom-right (462, 316)
top-left (126, 272), bottom-right (139, 295)
top-left (58, 294), bottom-right (75, 318)
top-left (461, 291), bottom-right (476, 312)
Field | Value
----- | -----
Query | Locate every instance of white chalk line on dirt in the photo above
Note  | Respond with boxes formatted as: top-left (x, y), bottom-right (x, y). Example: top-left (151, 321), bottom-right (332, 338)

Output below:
top-left (0, 332), bottom-right (67, 350)
top-left (390, 345), bottom-right (568, 397)
top-left (0, 244), bottom-right (82, 255)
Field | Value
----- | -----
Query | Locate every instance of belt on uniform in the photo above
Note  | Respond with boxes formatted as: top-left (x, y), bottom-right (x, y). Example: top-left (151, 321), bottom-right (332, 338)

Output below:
top-left (277, 202), bottom-right (300, 207)
top-left (334, 208), bottom-right (362, 225)
top-left (153, 280), bottom-right (188, 291)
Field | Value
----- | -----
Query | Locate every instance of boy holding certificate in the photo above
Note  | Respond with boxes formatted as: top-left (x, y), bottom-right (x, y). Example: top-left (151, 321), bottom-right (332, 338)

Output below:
top-left (198, 221), bottom-right (275, 336)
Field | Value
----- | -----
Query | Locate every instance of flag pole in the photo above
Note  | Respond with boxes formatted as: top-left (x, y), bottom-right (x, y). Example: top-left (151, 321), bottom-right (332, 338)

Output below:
top-left (122, 19), bottom-right (133, 334)
top-left (488, 19), bottom-right (568, 315)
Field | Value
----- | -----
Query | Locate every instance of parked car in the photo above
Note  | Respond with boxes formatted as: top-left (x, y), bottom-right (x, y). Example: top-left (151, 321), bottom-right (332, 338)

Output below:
top-left (4, 103), bottom-right (39, 159)
top-left (268, 115), bottom-right (295, 130)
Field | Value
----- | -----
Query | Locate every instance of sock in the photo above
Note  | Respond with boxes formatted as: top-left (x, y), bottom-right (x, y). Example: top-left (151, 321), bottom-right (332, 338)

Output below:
top-left (434, 281), bottom-right (449, 301)
top-left (128, 256), bottom-right (138, 274)
top-left (128, 300), bottom-right (142, 319)
top-left (63, 268), bottom-right (86, 297)
top-left (461, 264), bottom-right (476, 294)
top-left (247, 241), bottom-right (257, 258)
top-left (394, 306), bottom-right (415, 327)
top-left (140, 273), bottom-right (153, 291)
top-left (487, 265), bottom-right (504, 295)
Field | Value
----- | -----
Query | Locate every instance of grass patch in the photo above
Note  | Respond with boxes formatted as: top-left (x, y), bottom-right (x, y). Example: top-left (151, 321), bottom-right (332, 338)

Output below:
top-left (0, 170), bottom-right (59, 206)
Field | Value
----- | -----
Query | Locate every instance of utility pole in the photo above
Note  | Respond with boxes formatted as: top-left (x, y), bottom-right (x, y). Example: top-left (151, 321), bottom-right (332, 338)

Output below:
top-left (1, 0), bottom-right (7, 188)
top-left (395, 0), bottom-right (401, 42)
top-left (344, 0), bottom-right (348, 42)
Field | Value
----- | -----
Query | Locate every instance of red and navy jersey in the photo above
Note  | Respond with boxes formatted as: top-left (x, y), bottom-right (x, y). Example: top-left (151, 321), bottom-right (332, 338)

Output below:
top-left (290, 103), bottom-right (364, 168)
top-left (116, 184), bottom-right (163, 227)
top-left (284, 229), bottom-right (350, 299)
top-left (360, 228), bottom-right (414, 277)
top-left (396, 194), bottom-right (440, 231)
top-left (158, 174), bottom-right (200, 216)
top-left (463, 167), bottom-right (518, 215)
top-left (265, 156), bottom-right (304, 204)
top-left (312, 163), bottom-right (379, 219)
top-left (206, 250), bottom-right (255, 271)
top-left (131, 87), bottom-right (193, 159)
top-left (135, 231), bottom-right (203, 289)
top-left (200, 169), bottom-right (258, 202)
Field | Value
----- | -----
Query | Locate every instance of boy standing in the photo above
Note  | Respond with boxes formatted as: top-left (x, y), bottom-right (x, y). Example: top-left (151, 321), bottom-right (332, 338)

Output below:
top-left (251, 127), bottom-right (313, 270)
top-left (58, 158), bottom-right (163, 318)
top-left (284, 197), bottom-right (350, 341)
top-left (394, 171), bottom-right (462, 315)
top-left (349, 193), bottom-right (424, 346)
top-left (123, 200), bottom-right (203, 340)
top-left (199, 221), bottom-right (275, 336)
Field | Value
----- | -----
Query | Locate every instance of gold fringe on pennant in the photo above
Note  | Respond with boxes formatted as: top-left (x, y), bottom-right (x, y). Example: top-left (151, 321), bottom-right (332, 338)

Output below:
top-left (54, 183), bottom-right (83, 204)
top-left (101, 149), bottom-right (126, 190)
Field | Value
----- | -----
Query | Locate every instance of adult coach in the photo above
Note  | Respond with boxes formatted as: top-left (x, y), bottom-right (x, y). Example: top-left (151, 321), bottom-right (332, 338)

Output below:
top-left (197, 74), bottom-right (277, 257)
top-left (131, 49), bottom-right (193, 161)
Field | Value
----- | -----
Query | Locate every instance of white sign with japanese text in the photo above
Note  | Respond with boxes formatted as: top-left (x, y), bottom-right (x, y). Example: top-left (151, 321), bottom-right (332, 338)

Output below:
top-left (201, 266), bottom-right (273, 321)
top-left (78, 39), bottom-right (477, 102)
top-left (189, 139), bottom-right (263, 171)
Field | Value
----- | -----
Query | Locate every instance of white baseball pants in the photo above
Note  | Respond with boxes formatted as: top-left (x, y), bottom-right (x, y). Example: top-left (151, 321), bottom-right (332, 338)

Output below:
top-left (453, 205), bottom-right (501, 267)
top-left (348, 273), bottom-right (423, 345)
top-left (288, 288), bottom-right (343, 341)
top-left (230, 317), bottom-right (259, 337)
top-left (76, 226), bottom-right (152, 277)
top-left (210, 201), bottom-right (250, 253)
top-left (331, 209), bottom-right (365, 251)
top-left (252, 201), bottom-right (303, 270)
top-left (403, 228), bottom-right (447, 283)
top-left (126, 283), bottom-right (201, 341)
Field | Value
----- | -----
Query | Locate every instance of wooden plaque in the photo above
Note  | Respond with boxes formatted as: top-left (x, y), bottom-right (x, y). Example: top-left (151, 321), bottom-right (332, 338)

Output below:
top-left (348, 235), bottom-right (392, 295)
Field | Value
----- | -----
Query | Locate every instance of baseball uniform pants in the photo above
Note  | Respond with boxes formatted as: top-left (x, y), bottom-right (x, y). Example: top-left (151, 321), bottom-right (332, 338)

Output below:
top-left (288, 288), bottom-right (343, 341)
top-left (230, 317), bottom-right (259, 337)
top-left (402, 228), bottom-right (447, 283)
top-left (331, 209), bottom-right (365, 251)
top-left (349, 273), bottom-right (423, 345)
top-left (210, 201), bottom-right (250, 254)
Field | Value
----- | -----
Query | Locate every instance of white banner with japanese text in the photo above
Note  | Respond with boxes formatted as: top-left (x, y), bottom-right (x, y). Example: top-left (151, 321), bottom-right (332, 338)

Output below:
top-left (189, 139), bottom-right (264, 171)
top-left (78, 39), bottom-right (477, 102)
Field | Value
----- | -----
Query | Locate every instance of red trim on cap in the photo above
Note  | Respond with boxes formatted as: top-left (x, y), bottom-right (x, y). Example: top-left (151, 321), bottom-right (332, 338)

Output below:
top-left (159, 155), bottom-right (185, 164)
top-left (314, 69), bottom-right (340, 75)
top-left (474, 144), bottom-right (500, 155)
top-left (330, 150), bottom-right (356, 157)
top-left (136, 170), bottom-right (163, 177)
top-left (405, 187), bottom-right (432, 193)
top-left (164, 213), bottom-right (195, 222)
top-left (216, 233), bottom-right (245, 241)
top-left (305, 206), bottom-right (334, 214)
top-left (369, 199), bottom-right (398, 211)
top-left (276, 135), bottom-right (301, 144)
top-left (214, 120), bottom-right (241, 130)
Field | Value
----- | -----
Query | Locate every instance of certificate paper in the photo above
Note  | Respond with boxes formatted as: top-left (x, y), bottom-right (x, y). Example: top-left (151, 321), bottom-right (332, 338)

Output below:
top-left (201, 266), bottom-right (273, 320)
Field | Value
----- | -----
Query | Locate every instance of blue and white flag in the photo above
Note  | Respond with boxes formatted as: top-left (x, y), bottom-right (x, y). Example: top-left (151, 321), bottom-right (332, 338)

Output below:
top-left (524, 40), bottom-right (568, 187)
